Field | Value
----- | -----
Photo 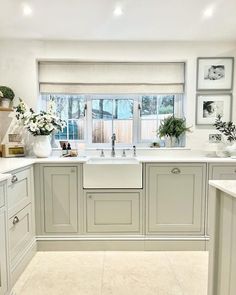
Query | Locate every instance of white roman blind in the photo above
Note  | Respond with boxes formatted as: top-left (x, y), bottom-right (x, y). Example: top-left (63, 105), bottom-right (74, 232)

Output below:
top-left (39, 61), bottom-right (185, 94)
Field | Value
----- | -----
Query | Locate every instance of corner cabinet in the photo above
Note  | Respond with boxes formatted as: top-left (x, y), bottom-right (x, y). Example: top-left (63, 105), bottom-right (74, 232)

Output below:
top-left (146, 163), bottom-right (206, 235)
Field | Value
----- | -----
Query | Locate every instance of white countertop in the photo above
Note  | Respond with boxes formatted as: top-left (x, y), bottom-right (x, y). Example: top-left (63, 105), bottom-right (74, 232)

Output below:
top-left (209, 180), bottom-right (236, 198)
top-left (0, 155), bottom-right (236, 174)
top-left (0, 173), bottom-right (11, 182)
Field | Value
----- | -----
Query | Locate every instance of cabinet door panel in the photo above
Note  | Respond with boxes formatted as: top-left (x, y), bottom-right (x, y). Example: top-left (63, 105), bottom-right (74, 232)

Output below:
top-left (147, 164), bottom-right (205, 234)
top-left (0, 211), bottom-right (8, 295)
top-left (86, 192), bottom-right (141, 234)
top-left (43, 167), bottom-right (78, 233)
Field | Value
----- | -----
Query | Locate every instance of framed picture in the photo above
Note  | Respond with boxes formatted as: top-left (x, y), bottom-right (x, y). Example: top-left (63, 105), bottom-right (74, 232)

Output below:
top-left (197, 57), bottom-right (234, 91)
top-left (196, 93), bottom-right (232, 125)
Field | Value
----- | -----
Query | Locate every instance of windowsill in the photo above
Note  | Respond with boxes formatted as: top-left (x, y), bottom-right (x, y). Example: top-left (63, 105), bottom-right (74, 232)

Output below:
top-left (52, 147), bottom-right (191, 151)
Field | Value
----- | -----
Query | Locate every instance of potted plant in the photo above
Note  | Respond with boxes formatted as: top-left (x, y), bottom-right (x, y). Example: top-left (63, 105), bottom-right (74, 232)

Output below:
top-left (0, 86), bottom-right (15, 108)
top-left (15, 98), bottom-right (66, 158)
top-left (214, 115), bottom-right (236, 158)
top-left (158, 116), bottom-right (191, 147)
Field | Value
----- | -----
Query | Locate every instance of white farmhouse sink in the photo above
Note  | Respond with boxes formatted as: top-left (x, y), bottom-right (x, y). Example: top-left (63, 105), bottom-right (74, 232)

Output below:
top-left (83, 157), bottom-right (142, 188)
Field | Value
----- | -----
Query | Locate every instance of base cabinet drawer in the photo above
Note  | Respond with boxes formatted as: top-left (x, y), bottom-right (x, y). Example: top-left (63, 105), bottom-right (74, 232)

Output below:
top-left (210, 165), bottom-right (236, 180)
top-left (9, 204), bottom-right (33, 266)
top-left (146, 164), bottom-right (206, 235)
top-left (0, 210), bottom-right (8, 295)
top-left (85, 192), bottom-right (142, 234)
top-left (8, 167), bottom-right (32, 217)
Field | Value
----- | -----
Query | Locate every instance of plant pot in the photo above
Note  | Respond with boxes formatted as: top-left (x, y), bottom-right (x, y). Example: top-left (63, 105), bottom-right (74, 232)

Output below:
top-left (225, 142), bottom-right (236, 158)
top-left (165, 136), bottom-right (178, 148)
top-left (33, 135), bottom-right (52, 158)
top-left (0, 98), bottom-right (11, 108)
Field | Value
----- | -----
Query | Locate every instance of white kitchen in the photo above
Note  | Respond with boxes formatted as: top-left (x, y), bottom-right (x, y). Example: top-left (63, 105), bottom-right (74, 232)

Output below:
top-left (0, 1), bottom-right (236, 294)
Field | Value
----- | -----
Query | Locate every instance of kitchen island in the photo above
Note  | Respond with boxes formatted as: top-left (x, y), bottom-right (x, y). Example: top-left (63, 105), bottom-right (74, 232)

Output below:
top-left (208, 180), bottom-right (236, 295)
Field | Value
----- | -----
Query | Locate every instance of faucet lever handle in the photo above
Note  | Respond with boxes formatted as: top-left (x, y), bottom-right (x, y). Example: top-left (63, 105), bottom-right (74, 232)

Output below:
top-left (96, 148), bottom-right (105, 157)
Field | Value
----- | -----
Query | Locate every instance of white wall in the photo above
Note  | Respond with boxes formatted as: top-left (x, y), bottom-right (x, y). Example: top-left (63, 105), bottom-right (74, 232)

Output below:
top-left (0, 40), bottom-right (235, 150)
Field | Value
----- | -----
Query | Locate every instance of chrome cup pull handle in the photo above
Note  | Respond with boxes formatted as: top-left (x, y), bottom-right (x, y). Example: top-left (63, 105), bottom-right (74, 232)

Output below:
top-left (13, 216), bottom-right (19, 225)
top-left (11, 175), bottom-right (18, 184)
top-left (171, 168), bottom-right (181, 174)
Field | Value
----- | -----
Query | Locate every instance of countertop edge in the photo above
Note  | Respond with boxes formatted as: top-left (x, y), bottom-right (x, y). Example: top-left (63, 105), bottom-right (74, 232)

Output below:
top-left (209, 180), bottom-right (236, 198)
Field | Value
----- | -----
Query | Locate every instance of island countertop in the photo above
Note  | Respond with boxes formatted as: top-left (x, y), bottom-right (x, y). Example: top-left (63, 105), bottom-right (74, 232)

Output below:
top-left (209, 180), bottom-right (236, 198)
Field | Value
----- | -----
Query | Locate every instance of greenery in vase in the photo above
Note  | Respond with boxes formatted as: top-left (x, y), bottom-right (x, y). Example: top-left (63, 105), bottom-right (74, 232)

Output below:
top-left (213, 115), bottom-right (236, 142)
top-left (158, 116), bottom-right (191, 141)
top-left (15, 98), bottom-right (66, 136)
top-left (0, 86), bottom-right (15, 100)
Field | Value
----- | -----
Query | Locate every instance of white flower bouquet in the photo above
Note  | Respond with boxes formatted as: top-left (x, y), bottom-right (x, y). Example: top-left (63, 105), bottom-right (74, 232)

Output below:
top-left (15, 98), bottom-right (66, 136)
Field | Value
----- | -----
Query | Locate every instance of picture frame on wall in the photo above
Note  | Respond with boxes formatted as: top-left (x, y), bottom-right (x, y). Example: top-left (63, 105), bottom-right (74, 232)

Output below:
top-left (196, 93), bottom-right (232, 125)
top-left (197, 57), bottom-right (234, 91)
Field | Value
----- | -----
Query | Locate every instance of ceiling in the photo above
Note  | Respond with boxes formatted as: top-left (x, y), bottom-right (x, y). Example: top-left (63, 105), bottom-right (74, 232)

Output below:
top-left (0, 0), bottom-right (236, 41)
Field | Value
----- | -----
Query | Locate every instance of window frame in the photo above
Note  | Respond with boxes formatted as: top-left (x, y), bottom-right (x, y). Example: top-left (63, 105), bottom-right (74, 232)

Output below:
top-left (40, 92), bottom-right (184, 148)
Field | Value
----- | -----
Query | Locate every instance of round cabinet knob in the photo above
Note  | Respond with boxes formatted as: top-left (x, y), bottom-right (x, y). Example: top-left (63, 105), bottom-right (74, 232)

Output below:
top-left (13, 216), bottom-right (19, 225)
top-left (11, 175), bottom-right (18, 184)
top-left (88, 195), bottom-right (92, 199)
top-left (171, 168), bottom-right (181, 174)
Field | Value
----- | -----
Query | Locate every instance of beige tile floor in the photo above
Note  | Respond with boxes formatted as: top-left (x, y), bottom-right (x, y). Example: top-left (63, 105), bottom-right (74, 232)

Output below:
top-left (13, 251), bottom-right (208, 295)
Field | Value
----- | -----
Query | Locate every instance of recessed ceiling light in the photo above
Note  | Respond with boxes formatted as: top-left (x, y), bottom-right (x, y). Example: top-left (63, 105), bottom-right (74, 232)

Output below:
top-left (113, 5), bottom-right (123, 17)
top-left (22, 3), bottom-right (33, 16)
top-left (203, 5), bottom-right (215, 19)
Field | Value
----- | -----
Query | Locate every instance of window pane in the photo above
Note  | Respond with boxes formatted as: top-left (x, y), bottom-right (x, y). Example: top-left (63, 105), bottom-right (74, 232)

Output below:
top-left (113, 120), bottom-right (133, 144)
top-left (141, 120), bottom-right (157, 141)
top-left (92, 99), bottom-right (113, 119)
top-left (41, 94), bottom-right (85, 141)
top-left (159, 95), bottom-right (174, 115)
top-left (141, 96), bottom-right (157, 118)
top-left (140, 95), bottom-right (175, 142)
top-left (92, 120), bottom-right (112, 143)
top-left (114, 99), bottom-right (133, 119)
top-left (92, 97), bottom-right (133, 144)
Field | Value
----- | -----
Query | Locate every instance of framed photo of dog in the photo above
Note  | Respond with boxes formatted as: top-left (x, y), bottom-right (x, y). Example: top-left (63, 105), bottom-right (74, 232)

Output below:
top-left (196, 93), bottom-right (232, 125)
top-left (197, 57), bottom-right (234, 91)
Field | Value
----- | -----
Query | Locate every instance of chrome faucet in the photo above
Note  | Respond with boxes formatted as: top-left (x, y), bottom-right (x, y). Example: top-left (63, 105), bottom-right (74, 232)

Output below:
top-left (111, 133), bottom-right (116, 157)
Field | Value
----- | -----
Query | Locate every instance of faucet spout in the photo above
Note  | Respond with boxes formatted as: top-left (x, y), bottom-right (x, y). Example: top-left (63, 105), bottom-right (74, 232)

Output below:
top-left (111, 133), bottom-right (116, 157)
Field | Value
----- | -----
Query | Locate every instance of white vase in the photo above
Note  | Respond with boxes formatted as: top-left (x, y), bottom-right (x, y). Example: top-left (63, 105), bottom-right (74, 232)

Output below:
top-left (33, 135), bottom-right (52, 158)
top-left (165, 136), bottom-right (177, 148)
top-left (226, 142), bottom-right (236, 158)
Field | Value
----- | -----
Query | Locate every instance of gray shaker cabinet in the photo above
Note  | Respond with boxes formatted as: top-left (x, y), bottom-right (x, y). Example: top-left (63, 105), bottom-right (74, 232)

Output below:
top-left (0, 181), bottom-right (9, 295)
top-left (146, 164), bottom-right (206, 235)
top-left (43, 166), bottom-right (78, 233)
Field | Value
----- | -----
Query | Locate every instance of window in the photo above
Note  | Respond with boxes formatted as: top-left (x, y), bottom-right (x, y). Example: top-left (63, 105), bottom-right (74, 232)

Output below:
top-left (41, 94), bottom-right (86, 141)
top-left (41, 93), bottom-right (183, 146)
top-left (39, 61), bottom-right (185, 146)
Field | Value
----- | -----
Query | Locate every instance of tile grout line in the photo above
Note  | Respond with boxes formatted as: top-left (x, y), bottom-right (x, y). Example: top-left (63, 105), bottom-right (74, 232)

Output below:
top-left (164, 252), bottom-right (185, 295)
top-left (100, 251), bottom-right (106, 295)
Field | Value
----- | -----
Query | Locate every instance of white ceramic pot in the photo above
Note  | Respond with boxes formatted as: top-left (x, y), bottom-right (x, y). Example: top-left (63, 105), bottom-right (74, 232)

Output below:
top-left (0, 98), bottom-right (11, 108)
top-left (165, 136), bottom-right (177, 148)
top-left (226, 142), bottom-right (236, 158)
top-left (33, 135), bottom-right (52, 158)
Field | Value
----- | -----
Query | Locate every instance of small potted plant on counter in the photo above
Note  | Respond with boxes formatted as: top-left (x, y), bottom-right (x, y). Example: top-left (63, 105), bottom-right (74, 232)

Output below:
top-left (0, 86), bottom-right (15, 108)
top-left (214, 115), bottom-right (236, 158)
top-left (158, 116), bottom-right (191, 147)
